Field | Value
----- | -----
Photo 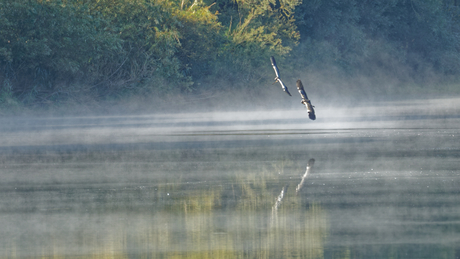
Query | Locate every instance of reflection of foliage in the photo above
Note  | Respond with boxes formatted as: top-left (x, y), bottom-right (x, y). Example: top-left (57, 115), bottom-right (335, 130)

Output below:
top-left (5, 152), bottom-right (459, 258)
top-left (1, 158), bottom-right (328, 258)
top-left (159, 160), bottom-right (329, 258)
top-left (183, 189), bottom-right (219, 214)
top-left (269, 203), bottom-right (328, 259)
top-left (237, 168), bottom-right (273, 210)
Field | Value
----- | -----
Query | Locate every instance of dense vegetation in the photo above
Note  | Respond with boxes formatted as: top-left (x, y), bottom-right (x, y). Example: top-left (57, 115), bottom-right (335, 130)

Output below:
top-left (1, 0), bottom-right (460, 111)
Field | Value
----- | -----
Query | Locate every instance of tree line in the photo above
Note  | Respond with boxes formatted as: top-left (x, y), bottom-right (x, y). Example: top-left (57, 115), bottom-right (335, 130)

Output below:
top-left (1, 0), bottom-right (460, 108)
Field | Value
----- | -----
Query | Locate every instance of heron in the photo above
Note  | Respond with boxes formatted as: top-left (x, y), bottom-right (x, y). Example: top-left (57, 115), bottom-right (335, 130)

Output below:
top-left (296, 80), bottom-right (316, 120)
top-left (270, 56), bottom-right (291, 96)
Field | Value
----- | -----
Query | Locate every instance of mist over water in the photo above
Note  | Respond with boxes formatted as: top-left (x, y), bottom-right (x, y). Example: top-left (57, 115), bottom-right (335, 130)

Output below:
top-left (1, 97), bottom-right (460, 258)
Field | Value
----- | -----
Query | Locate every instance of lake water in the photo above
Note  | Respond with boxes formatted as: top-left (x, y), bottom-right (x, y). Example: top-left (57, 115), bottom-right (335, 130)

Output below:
top-left (1, 98), bottom-right (459, 258)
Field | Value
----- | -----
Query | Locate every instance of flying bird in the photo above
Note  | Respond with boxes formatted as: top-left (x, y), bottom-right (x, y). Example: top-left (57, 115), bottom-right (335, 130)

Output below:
top-left (296, 80), bottom-right (316, 120)
top-left (270, 56), bottom-right (291, 96)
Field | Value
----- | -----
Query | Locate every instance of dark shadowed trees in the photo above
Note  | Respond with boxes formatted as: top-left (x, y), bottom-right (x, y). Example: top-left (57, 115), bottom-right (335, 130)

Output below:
top-left (1, 0), bottom-right (459, 108)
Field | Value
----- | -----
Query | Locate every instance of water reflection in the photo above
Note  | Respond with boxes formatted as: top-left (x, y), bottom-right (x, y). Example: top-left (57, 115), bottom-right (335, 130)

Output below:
top-left (1, 108), bottom-right (460, 258)
top-left (296, 159), bottom-right (315, 193)
top-left (2, 146), bottom-right (460, 258)
top-left (269, 160), bottom-right (327, 259)
top-left (0, 157), bottom-right (328, 258)
top-left (272, 184), bottom-right (288, 212)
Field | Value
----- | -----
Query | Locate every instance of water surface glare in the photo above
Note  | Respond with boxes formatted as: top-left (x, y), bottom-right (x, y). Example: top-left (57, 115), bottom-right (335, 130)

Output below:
top-left (1, 99), bottom-right (460, 258)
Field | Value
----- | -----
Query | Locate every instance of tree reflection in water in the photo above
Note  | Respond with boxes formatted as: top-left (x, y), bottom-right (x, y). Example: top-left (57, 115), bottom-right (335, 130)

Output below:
top-left (2, 101), bottom-right (460, 258)
top-left (3, 134), bottom-right (460, 258)
top-left (0, 157), bottom-right (328, 259)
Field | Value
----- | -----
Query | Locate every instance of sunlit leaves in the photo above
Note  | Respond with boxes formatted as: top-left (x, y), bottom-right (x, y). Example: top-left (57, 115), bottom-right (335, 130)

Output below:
top-left (2, 0), bottom-right (459, 108)
top-left (0, 0), bottom-right (193, 105)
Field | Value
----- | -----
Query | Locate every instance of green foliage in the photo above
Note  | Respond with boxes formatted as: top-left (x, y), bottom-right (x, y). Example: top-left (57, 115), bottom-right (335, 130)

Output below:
top-left (294, 0), bottom-right (460, 77)
top-left (173, 3), bottom-right (226, 81)
top-left (0, 0), bottom-right (192, 106)
top-left (1, 0), bottom-right (460, 110)
top-left (228, 0), bottom-right (300, 53)
top-left (80, 0), bottom-right (190, 93)
top-left (202, 0), bottom-right (300, 88)
top-left (0, 0), bottom-right (122, 104)
top-left (387, 0), bottom-right (460, 74)
top-left (0, 78), bottom-right (19, 110)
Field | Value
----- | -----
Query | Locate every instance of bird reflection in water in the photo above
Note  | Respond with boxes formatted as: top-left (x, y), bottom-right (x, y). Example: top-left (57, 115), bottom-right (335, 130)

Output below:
top-left (272, 158), bottom-right (316, 217)
top-left (296, 158), bottom-right (315, 193)
top-left (272, 184), bottom-right (289, 213)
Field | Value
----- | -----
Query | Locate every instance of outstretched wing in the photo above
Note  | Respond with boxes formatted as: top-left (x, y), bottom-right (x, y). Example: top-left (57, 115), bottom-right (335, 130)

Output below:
top-left (270, 56), bottom-right (281, 78)
top-left (296, 80), bottom-right (316, 120)
top-left (278, 78), bottom-right (292, 96)
top-left (270, 56), bottom-right (291, 96)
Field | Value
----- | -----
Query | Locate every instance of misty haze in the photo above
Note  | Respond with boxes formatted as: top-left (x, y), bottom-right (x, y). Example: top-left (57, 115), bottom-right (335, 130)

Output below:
top-left (2, 0), bottom-right (460, 258)
top-left (1, 97), bottom-right (460, 258)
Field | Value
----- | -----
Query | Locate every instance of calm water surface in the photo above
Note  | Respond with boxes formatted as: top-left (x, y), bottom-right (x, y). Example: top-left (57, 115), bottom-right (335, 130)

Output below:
top-left (1, 98), bottom-right (460, 258)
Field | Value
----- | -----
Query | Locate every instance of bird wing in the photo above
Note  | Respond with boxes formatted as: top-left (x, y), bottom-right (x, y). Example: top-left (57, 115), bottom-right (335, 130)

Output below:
top-left (270, 56), bottom-right (281, 79)
top-left (278, 78), bottom-right (292, 96)
top-left (270, 56), bottom-right (291, 96)
top-left (296, 80), bottom-right (309, 100)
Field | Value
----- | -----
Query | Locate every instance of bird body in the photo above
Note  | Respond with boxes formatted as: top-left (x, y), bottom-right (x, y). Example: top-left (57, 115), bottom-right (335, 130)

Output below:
top-left (296, 80), bottom-right (316, 120)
